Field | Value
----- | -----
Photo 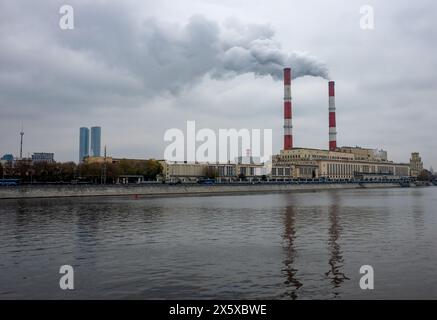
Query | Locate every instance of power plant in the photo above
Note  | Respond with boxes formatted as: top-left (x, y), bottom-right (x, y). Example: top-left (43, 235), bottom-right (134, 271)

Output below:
top-left (272, 67), bottom-right (413, 180)
top-left (283, 68), bottom-right (337, 152)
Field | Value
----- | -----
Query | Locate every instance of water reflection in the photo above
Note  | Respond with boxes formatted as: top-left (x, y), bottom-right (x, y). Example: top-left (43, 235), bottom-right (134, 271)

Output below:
top-left (1, 188), bottom-right (436, 299)
top-left (411, 189), bottom-right (425, 238)
top-left (325, 193), bottom-right (349, 296)
top-left (281, 204), bottom-right (302, 299)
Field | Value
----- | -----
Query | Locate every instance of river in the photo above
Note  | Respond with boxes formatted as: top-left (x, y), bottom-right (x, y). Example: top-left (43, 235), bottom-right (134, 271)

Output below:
top-left (0, 187), bottom-right (436, 299)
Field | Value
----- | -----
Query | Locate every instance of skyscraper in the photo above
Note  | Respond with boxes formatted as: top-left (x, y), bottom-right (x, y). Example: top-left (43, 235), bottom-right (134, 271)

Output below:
top-left (79, 127), bottom-right (90, 163)
top-left (90, 126), bottom-right (101, 157)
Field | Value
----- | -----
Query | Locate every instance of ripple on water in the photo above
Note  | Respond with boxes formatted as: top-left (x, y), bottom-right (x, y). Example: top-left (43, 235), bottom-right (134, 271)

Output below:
top-left (0, 188), bottom-right (436, 299)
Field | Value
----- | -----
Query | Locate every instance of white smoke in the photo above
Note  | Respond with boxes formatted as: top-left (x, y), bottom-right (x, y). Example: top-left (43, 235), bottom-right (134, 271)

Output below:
top-left (148, 15), bottom-right (330, 86)
top-left (211, 17), bottom-right (329, 80)
top-left (215, 38), bottom-right (329, 80)
top-left (58, 14), bottom-right (329, 94)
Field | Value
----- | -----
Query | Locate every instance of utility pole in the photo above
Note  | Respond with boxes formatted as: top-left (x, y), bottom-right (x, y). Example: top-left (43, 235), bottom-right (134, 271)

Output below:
top-left (101, 145), bottom-right (107, 184)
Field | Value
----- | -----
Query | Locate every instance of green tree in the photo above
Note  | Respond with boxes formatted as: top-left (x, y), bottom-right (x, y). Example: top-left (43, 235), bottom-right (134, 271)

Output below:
top-left (116, 159), bottom-right (162, 180)
top-left (79, 163), bottom-right (102, 183)
top-left (117, 160), bottom-right (138, 175)
top-left (105, 163), bottom-right (120, 183)
top-left (33, 162), bottom-right (60, 182)
top-left (13, 160), bottom-right (33, 182)
top-left (2, 162), bottom-right (13, 179)
top-left (59, 162), bottom-right (77, 181)
top-left (143, 160), bottom-right (162, 180)
top-left (417, 169), bottom-right (432, 181)
top-left (204, 166), bottom-right (218, 179)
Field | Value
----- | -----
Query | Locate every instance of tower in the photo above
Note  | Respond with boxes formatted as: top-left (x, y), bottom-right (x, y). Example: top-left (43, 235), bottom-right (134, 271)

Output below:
top-left (328, 81), bottom-right (337, 151)
top-left (79, 127), bottom-right (90, 163)
top-left (90, 126), bottom-right (101, 157)
top-left (19, 122), bottom-right (24, 160)
top-left (284, 68), bottom-right (293, 150)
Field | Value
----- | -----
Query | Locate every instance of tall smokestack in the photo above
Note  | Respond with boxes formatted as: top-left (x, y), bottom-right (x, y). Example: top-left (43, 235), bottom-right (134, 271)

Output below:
top-left (284, 68), bottom-right (293, 150)
top-left (328, 81), bottom-right (337, 151)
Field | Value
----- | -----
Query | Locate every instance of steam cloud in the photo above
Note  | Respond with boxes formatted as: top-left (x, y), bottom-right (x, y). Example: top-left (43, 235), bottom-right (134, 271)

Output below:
top-left (145, 15), bottom-right (330, 89)
top-left (214, 18), bottom-right (330, 80)
top-left (59, 13), bottom-right (329, 95)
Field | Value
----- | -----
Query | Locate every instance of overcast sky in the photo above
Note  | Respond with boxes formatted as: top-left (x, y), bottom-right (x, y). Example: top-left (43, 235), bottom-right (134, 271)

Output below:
top-left (0, 0), bottom-right (436, 168)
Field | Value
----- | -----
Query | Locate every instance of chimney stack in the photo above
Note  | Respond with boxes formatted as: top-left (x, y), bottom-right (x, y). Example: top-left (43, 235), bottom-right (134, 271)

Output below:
top-left (328, 81), bottom-right (337, 151)
top-left (284, 68), bottom-right (293, 150)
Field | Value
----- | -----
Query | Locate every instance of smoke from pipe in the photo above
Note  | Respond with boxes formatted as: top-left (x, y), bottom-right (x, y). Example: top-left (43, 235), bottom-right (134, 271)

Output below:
top-left (57, 12), bottom-right (329, 94)
top-left (188, 16), bottom-right (330, 82)
top-left (215, 37), bottom-right (329, 81)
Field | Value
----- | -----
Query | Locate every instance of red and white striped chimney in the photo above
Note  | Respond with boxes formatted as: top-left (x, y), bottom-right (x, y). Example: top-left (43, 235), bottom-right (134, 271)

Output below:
top-left (284, 68), bottom-right (293, 150)
top-left (328, 81), bottom-right (337, 151)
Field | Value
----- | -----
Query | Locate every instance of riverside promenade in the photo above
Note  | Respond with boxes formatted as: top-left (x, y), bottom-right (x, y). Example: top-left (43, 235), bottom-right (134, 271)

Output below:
top-left (0, 182), bottom-right (403, 199)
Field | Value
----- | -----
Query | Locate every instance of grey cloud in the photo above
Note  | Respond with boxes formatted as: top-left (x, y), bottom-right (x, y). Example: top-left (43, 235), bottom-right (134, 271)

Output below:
top-left (55, 8), bottom-right (329, 93)
top-left (0, 1), bottom-right (329, 117)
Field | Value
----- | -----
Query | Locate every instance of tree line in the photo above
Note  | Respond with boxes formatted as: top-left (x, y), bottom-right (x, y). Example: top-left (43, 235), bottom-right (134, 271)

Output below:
top-left (0, 159), bottom-right (162, 184)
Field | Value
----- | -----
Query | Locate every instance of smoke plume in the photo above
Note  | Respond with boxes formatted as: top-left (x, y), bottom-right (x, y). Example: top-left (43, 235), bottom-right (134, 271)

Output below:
top-left (58, 13), bottom-right (329, 94)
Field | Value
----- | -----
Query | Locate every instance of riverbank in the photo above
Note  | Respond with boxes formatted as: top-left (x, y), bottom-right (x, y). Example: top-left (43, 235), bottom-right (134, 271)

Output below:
top-left (0, 183), bottom-right (407, 199)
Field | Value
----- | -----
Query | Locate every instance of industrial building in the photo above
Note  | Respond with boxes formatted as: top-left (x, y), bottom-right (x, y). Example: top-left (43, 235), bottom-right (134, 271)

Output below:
top-left (83, 156), bottom-right (113, 164)
top-left (271, 148), bottom-right (410, 180)
top-left (159, 67), bottom-right (420, 183)
top-left (75, 68), bottom-right (423, 182)
top-left (160, 161), bottom-right (264, 183)
top-left (271, 68), bottom-right (412, 181)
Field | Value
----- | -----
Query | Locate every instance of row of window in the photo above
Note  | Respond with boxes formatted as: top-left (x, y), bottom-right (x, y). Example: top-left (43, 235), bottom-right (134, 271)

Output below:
top-left (218, 166), bottom-right (235, 177)
top-left (299, 167), bottom-right (315, 176)
top-left (239, 167), bottom-right (255, 176)
top-left (326, 163), bottom-right (400, 176)
top-left (280, 154), bottom-right (353, 161)
top-left (272, 167), bottom-right (291, 176)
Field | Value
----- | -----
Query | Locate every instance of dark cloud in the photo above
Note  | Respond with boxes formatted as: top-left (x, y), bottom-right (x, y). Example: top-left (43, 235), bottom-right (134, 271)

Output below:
top-left (56, 8), bottom-right (329, 92)
top-left (0, 1), bottom-right (328, 115)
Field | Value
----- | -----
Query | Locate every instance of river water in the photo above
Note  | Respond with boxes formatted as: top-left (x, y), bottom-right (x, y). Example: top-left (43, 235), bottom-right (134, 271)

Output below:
top-left (0, 187), bottom-right (436, 299)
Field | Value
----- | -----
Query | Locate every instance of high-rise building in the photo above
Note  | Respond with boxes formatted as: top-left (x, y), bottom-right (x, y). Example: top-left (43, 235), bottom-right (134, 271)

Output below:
top-left (79, 127), bottom-right (90, 163)
top-left (90, 126), bottom-right (101, 157)
top-left (410, 152), bottom-right (423, 177)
